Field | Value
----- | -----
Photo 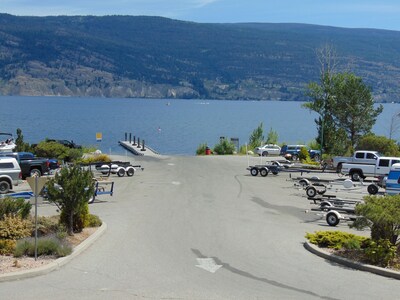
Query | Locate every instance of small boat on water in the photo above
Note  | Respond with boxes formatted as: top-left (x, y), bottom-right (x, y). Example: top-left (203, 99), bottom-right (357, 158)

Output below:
top-left (0, 133), bottom-right (16, 152)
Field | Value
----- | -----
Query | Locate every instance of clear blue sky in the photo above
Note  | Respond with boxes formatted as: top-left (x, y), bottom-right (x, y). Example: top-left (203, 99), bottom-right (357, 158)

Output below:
top-left (2, 0), bottom-right (400, 31)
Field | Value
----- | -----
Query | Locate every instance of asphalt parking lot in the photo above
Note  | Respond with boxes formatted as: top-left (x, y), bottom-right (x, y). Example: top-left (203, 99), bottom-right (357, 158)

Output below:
top-left (1, 154), bottom-right (400, 300)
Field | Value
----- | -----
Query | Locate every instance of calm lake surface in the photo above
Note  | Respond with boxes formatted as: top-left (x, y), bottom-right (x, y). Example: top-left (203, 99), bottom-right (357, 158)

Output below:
top-left (0, 96), bottom-right (397, 155)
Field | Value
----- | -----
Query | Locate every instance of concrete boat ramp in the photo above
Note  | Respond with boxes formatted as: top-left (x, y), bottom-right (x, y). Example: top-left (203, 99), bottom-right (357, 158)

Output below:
top-left (119, 140), bottom-right (160, 157)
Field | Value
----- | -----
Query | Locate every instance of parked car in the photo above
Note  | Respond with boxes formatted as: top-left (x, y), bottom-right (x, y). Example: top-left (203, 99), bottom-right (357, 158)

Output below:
top-left (0, 151), bottom-right (50, 179)
top-left (0, 157), bottom-right (21, 194)
top-left (47, 139), bottom-right (82, 149)
top-left (280, 145), bottom-right (321, 161)
top-left (332, 150), bottom-right (381, 173)
top-left (255, 144), bottom-right (281, 156)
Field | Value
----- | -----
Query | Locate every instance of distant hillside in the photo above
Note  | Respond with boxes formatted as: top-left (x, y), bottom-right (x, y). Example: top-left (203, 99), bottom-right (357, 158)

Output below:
top-left (0, 14), bottom-right (399, 102)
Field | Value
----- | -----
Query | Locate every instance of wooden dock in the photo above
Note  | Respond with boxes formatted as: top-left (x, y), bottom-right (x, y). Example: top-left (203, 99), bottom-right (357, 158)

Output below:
top-left (119, 141), bottom-right (160, 157)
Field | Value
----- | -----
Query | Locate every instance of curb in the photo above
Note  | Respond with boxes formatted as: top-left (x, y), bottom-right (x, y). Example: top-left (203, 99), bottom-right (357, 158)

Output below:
top-left (0, 222), bottom-right (107, 282)
top-left (304, 241), bottom-right (400, 280)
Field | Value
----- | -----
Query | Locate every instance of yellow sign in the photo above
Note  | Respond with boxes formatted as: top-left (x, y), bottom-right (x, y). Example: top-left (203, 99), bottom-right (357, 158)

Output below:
top-left (96, 132), bottom-right (102, 142)
top-left (26, 177), bottom-right (48, 195)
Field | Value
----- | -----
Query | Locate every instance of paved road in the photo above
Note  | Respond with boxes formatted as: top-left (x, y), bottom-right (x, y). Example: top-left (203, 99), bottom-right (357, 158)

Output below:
top-left (1, 155), bottom-right (400, 299)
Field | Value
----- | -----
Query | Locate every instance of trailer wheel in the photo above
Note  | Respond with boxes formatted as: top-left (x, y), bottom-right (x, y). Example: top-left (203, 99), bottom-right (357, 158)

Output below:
top-left (292, 154), bottom-right (298, 161)
top-left (298, 179), bottom-right (310, 187)
top-left (306, 186), bottom-right (317, 198)
top-left (0, 180), bottom-right (11, 194)
top-left (88, 195), bottom-right (95, 204)
top-left (260, 168), bottom-right (269, 177)
top-left (326, 212), bottom-right (340, 226)
top-left (272, 171), bottom-right (279, 175)
top-left (127, 168), bottom-right (135, 177)
top-left (250, 168), bottom-right (259, 176)
top-left (117, 168), bottom-right (125, 177)
top-left (367, 184), bottom-right (379, 195)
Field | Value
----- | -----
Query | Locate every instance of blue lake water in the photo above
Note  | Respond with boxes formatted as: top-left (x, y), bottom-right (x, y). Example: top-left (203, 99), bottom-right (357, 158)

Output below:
top-left (0, 96), bottom-right (397, 155)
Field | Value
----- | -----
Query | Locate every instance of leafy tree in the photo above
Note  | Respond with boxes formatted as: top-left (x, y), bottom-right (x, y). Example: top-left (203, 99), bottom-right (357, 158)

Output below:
top-left (46, 166), bottom-right (94, 235)
top-left (249, 122), bottom-right (264, 150)
top-left (305, 73), bottom-right (382, 154)
top-left (356, 134), bottom-right (400, 157)
top-left (352, 195), bottom-right (400, 250)
top-left (34, 141), bottom-right (82, 162)
top-left (265, 127), bottom-right (278, 144)
top-left (15, 128), bottom-right (31, 152)
top-left (331, 73), bottom-right (383, 148)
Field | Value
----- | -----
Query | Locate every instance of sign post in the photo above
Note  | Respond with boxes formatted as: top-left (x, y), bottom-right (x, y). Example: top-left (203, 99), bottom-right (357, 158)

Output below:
top-left (26, 176), bottom-right (48, 261)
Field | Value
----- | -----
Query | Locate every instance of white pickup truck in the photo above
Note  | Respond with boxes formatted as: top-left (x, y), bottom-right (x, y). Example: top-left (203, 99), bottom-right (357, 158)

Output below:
top-left (333, 150), bottom-right (382, 172)
top-left (341, 156), bottom-right (400, 181)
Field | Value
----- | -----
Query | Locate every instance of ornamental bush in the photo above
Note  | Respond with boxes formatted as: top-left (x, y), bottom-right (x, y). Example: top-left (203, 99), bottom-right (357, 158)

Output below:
top-left (14, 236), bottom-right (72, 258)
top-left (196, 143), bottom-right (208, 155)
top-left (213, 139), bottom-right (236, 155)
top-left (0, 214), bottom-right (33, 240)
top-left (305, 231), bottom-right (367, 250)
top-left (0, 197), bottom-right (32, 221)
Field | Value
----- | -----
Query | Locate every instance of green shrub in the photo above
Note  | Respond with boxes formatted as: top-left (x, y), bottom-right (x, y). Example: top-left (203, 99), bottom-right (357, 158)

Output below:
top-left (299, 147), bottom-right (310, 161)
top-left (305, 231), bottom-right (367, 250)
top-left (60, 202), bottom-right (90, 233)
top-left (36, 215), bottom-right (60, 236)
top-left (14, 236), bottom-right (72, 258)
top-left (86, 214), bottom-right (102, 227)
top-left (0, 214), bottom-right (33, 240)
top-left (196, 143), bottom-right (208, 155)
top-left (363, 239), bottom-right (397, 267)
top-left (213, 139), bottom-right (236, 155)
top-left (239, 145), bottom-right (248, 155)
top-left (34, 141), bottom-right (83, 162)
top-left (77, 154), bottom-right (111, 164)
top-left (0, 197), bottom-right (32, 221)
top-left (0, 239), bottom-right (16, 255)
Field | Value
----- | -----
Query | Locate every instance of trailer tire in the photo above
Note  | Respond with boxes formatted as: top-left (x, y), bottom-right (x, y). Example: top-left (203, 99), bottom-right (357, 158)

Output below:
top-left (292, 154), bottom-right (298, 161)
top-left (88, 195), bottom-right (95, 204)
top-left (127, 168), bottom-right (135, 177)
top-left (367, 184), bottom-right (379, 195)
top-left (326, 212), bottom-right (340, 226)
top-left (0, 180), bottom-right (11, 194)
top-left (117, 168), bottom-right (125, 177)
top-left (272, 171), bottom-right (279, 175)
top-left (250, 168), bottom-right (259, 176)
top-left (306, 186), bottom-right (317, 198)
top-left (299, 179), bottom-right (310, 187)
top-left (260, 168), bottom-right (269, 177)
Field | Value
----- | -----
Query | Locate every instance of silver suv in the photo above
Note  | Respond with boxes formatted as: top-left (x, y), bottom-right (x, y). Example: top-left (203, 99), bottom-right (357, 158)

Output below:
top-left (0, 157), bottom-right (21, 194)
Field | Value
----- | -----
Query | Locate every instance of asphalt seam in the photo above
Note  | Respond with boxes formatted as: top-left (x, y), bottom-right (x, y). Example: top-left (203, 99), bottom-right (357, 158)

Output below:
top-left (304, 241), bottom-right (400, 280)
top-left (0, 222), bottom-right (107, 282)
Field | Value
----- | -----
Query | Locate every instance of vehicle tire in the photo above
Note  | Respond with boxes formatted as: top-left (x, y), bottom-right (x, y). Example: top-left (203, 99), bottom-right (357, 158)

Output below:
top-left (299, 179), bottom-right (310, 187)
top-left (306, 186), bottom-right (317, 198)
top-left (272, 171), bottom-right (279, 175)
top-left (30, 168), bottom-right (42, 177)
top-left (88, 195), bottom-right (95, 204)
top-left (117, 168), bottom-right (125, 177)
top-left (262, 151), bottom-right (268, 157)
top-left (250, 168), bottom-right (259, 176)
top-left (0, 180), bottom-right (10, 194)
top-left (350, 171), bottom-right (362, 182)
top-left (367, 184), bottom-right (379, 195)
top-left (313, 154), bottom-right (320, 161)
top-left (292, 154), bottom-right (298, 161)
top-left (326, 212), bottom-right (340, 226)
top-left (127, 168), bottom-right (135, 177)
top-left (260, 168), bottom-right (269, 177)
top-left (336, 163), bottom-right (343, 174)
